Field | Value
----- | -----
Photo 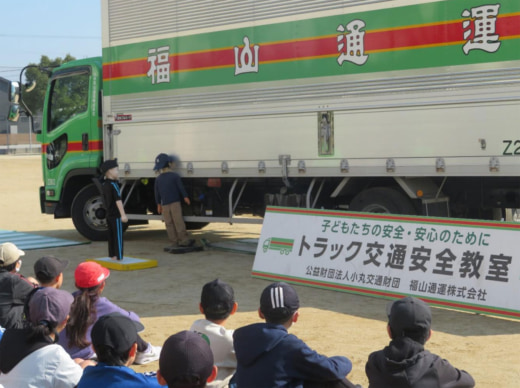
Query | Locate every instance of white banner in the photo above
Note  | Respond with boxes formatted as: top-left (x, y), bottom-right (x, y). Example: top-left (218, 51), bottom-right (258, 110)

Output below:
top-left (253, 207), bottom-right (520, 320)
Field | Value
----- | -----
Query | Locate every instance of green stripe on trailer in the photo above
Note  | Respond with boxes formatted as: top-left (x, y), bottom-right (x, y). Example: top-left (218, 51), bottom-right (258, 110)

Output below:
top-left (102, 0), bottom-right (520, 96)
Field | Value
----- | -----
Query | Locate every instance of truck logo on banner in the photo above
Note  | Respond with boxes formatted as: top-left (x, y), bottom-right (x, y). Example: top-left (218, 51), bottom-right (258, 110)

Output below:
top-left (263, 238), bottom-right (294, 255)
top-left (253, 207), bottom-right (520, 320)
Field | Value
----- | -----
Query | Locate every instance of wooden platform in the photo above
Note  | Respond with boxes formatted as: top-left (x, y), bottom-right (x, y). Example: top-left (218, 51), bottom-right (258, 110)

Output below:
top-left (87, 256), bottom-right (158, 271)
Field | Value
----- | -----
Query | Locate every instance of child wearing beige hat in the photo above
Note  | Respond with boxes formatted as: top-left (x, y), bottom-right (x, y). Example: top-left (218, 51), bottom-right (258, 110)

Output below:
top-left (0, 242), bottom-right (38, 329)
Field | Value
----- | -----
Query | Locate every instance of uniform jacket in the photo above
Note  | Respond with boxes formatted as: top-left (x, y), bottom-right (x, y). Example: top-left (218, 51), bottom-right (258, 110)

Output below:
top-left (0, 271), bottom-right (35, 329)
top-left (102, 178), bottom-right (122, 219)
top-left (58, 294), bottom-right (141, 359)
top-left (77, 363), bottom-right (161, 388)
top-left (233, 322), bottom-right (352, 388)
top-left (365, 336), bottom-right (475, 388)
top-left (154, 171), bottom-right (188, 206)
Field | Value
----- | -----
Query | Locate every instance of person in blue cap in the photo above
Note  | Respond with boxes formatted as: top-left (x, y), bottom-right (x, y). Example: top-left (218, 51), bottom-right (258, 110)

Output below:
top-left (153, 153), bottom-right (194, 250)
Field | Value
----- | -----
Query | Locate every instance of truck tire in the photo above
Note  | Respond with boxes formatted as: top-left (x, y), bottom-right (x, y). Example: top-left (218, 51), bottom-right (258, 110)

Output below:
top-left (349, 187), bottom-right (417, 215)
top-left (71, 184), bottom-right (111, 241)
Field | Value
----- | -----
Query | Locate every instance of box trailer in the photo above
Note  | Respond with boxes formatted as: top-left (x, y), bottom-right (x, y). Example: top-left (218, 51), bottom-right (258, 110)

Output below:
top-left (13, 0), bottom-right (520, 240)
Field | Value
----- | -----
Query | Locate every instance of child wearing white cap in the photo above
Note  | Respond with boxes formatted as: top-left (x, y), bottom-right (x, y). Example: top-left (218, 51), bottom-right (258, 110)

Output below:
top-left (0, 242), bottom-right (38, 329)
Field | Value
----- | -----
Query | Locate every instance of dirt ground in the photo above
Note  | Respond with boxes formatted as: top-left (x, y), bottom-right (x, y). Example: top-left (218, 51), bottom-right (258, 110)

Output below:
top-left (1, 155), bottom-right (519, 387)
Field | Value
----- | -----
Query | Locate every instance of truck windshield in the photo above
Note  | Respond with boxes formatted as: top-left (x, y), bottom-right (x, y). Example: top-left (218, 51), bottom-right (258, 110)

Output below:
top-left (48, 71), bottom-right (89, 132)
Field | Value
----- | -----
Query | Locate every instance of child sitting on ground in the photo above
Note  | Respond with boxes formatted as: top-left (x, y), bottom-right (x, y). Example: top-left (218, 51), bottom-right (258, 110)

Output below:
top-left (157, 331), bottom-right (218, 388)
top-left (33, 255), bottom-right (69, 288)
top-left (0, 242), bottom-right (38, 329)
top-left (58, 262), bottom-right (161, 364)
top-left (233, 282), bottom-right (360, 388)
top-left (0, 287), bottom-right (94, 387)
top-left (365, 296), bottom-right (475, 388)
top-left (77, 313), bottom-right (162, 387)
top-left (190, 279), bottom-right (237, 386)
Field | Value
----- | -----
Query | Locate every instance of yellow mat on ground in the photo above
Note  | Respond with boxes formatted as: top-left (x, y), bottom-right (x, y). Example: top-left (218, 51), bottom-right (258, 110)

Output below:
top-left (87, 257), bottom-right (158, 271)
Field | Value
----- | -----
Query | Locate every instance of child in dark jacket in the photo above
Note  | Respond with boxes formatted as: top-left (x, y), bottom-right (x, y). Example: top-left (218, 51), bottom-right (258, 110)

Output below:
top-left (153, 153), bottom-right (193, 249)
top-left (365, 296), bottom-right (475, 388)
top-left (233, 282), bottom-right (360, 388)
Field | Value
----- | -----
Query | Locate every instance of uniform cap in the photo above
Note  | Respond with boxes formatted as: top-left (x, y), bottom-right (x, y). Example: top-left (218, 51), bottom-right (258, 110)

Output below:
top-left (0, 242), bottom-right (25, 266)
top-left (387, 296), bottom-right (432, 337)
top-left (100, 159), bottom-right (118, 174)
top-left (28, 287), bottom-right (73, 325)
top-left (159, 330), bottom-right (214, 386)
top-left (74, 261), bottom-right (110, 289)
top-left (91, 313), bottom-right (144, 353)
top-left (260, 282), bottom-right (300, 321)
top-left (34, 256), bottom-right (69, 283)
top-left (154, 153), bottom-right (171, 171)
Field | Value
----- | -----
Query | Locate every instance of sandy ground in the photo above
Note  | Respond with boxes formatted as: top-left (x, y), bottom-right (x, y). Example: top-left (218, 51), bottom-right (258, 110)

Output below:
top-left (1, 155), bottom-right (519, 387)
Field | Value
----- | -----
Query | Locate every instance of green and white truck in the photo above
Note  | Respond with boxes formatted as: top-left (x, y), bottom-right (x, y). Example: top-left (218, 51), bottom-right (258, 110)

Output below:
top-left (8, 0), bottom-right (520, 240)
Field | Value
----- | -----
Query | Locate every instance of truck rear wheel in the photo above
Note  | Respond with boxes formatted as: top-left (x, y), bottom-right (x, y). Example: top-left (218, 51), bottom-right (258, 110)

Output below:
top-left (71, 184), bottom-right (110, 241)
top-left (349, 187), bottom-right (417, 215)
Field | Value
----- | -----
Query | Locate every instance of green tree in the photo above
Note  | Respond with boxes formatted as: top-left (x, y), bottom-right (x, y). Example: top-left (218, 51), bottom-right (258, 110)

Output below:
top-left (22, 54), bottom-right (76, 115)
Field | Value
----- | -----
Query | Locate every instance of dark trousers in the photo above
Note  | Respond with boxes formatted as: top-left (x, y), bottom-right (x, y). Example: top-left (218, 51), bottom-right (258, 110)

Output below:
top-left (304, 378), bottom-right (360, 388)
top-left (230, 377), bottom-right (360, 388)
top-left (107, 217), bottom-right (123, 260)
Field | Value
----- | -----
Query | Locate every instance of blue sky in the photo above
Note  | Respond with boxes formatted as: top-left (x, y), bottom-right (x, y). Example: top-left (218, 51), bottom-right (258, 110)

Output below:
top-left (0, 0), bottom-right (101, 81)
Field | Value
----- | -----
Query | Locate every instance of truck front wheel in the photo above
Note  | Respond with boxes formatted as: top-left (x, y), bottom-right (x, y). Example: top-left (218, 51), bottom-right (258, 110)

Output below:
top-left (349, 187), bottom-right (417, 215)
top-left (71, 184), bottom-right (110, 241)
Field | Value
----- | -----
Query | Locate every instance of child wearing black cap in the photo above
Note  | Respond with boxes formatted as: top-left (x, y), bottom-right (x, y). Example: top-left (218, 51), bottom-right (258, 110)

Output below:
top-left (157, 330), bottom-right (218, 388)
top-left (34, 255), bottom-right (69, 288)
top-left (24, 255), bottom-right (70, 324)
top-left (100, 159), bottom-right (128, 261)
top-left (153, 153), bottom-right (193, 250)
top-left (365, 296), bottom-right (475, 388)
top-left (233, 282), bottom-right (360, 388)
top-left (190, 279), bottom-right (238, 386)
top-left (77, 313), bottom-right (162, 388)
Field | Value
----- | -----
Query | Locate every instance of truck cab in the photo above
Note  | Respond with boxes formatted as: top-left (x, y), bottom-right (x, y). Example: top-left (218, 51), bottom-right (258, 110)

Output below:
top-left (38, 58), bottom-right (105, 238)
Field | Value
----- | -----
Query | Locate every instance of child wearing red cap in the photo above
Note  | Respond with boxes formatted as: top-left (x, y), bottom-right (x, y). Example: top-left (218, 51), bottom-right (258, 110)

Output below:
top-left (57, 262), bottom-right (161, 364)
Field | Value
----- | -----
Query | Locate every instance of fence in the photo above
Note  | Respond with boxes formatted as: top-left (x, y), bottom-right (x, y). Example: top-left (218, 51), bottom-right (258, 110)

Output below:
top-left (0, 116), bottom-right (41, 154)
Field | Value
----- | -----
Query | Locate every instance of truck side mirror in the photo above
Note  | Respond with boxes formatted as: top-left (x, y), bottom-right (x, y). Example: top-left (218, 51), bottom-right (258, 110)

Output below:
top-left (9, 82), bottom-right (20, 103)
top-left (7, 82), bottom-right (20, 122)
top-left (7, 104), bottom-right (20, 122)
